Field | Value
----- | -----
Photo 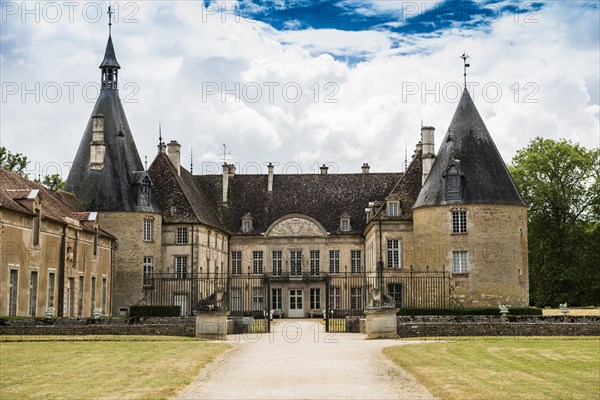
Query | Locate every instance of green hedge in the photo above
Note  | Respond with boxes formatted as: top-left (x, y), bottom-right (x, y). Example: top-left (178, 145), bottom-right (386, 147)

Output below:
top-left (129, 305), bottom-right (181, 317)
top-left (398, 307), bottom-right (542, 316)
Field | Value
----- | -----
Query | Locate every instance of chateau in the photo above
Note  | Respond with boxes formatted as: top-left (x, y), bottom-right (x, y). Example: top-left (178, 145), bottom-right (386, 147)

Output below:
top-left (1, 26), bottom-right (529, 318)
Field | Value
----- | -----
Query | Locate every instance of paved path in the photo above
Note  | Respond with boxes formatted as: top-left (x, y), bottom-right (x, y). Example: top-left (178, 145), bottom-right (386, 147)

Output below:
top-left (175, 319), bottom-right (434, 400)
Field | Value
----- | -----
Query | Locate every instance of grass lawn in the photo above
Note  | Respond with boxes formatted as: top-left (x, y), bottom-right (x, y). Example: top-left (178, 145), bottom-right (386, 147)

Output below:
top-left (0, 336), bottom-right (231, 400)
top-left (383, 337), bottom-right (600, 400)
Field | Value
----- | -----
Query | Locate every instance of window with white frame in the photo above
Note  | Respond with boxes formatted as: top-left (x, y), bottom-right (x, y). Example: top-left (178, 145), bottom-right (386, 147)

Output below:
top-left (388, 201), bottom-right (399, 216)
top-left (176, 227), bottom-right (188, 244)
top-left (310, 250), bottom-right (320, 276)
top-left (272, 251), bottom-right (282, 276)
top-left (350, 287), bottom-right (363, 309)
top-left (175, 256), bottom-right (188, 278)
top-left (387, 239), bottom-right (401, 269)
top-left (231, 251), bottom-right (242, 275)
top-left (453, 251), bottom-right (468, 274)
top-left (310, 288), bottom-right (321, 309)
top-left (290, 251), bottom-right (302, 277)
top-left (90, 276), bottom-right (96, 312)
top-left (231, 287), bottom-right (242, 311)
top-left (77, 275), bottom-right (84, 317)
top-left (329, 286), bottom-right (341, 309)
top-left (340, 218), bottom-right (350, 232)
top-left (351, 250), bottom-right (362, 274)
top-left (101, 277), bottom-right (107, 313)
top-left (143, 218), bottom-right (153, 241)
top-left (252, 287), bottom-right (264, 310)
top-left (329, 250), bottom-right (340, 274)
top-left (452, 209), bottom-right (467, 234)
top-left (252, 251), bottom-right (263, 274)
top-left (143, 256), bottom-right (153, 287)
top-left (272, 288), bottom-right (282, 310)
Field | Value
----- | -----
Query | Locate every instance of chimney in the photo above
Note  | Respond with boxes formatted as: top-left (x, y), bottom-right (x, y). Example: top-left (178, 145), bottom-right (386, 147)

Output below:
top-left (222, 164), bottom-right (229, 203)
top-left (320, 164), bottom-right (328, 175)
top-left (361, 163), bottom-right (370, 174)
top-left (421, 126), bottom-right (435, 185)
top-left (89, 114), bottom-right (106, 170)
top-left (267, 162), bottom-right (274, 192)
top-left (167, 140), bottom-right (181, 176)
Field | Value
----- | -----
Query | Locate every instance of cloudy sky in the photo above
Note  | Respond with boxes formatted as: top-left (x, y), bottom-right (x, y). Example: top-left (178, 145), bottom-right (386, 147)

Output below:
top-left (1, 0), bottom-right (598, 178)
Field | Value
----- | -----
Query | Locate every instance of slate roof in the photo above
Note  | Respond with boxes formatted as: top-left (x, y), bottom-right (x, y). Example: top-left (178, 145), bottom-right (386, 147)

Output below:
top-left (148, 152), bottom-right (226, 231)
top-left (0, 169), bottom-right (112, 236)
top-left (197, 171), bottom-right (403, 234)
top-left (414, 89), bottom-right (525, 208)
top-left (99, 35), bottom-right (120, 69)
top-left (65, 35), bottom-right (158, 213)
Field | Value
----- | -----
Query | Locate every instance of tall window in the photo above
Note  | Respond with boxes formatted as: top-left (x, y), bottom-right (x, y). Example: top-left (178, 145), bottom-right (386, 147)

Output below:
top-left (231, 287), bottom-right (242, 311)
top-left (310, 288), bottom-right (321, 309)
top-left (310, 250), bottom-right (320, 276)
top-left (453, 251), bottom-right (468, 274)
top-left (252, 287), bottom-right (264, 310)
top-left (231, 251), bottom-right (242, 275)
top-left (452, 209), bottom-right (467, 234)
top-left (176, 227), bottom-right (188, 244)
top-left (387, 239), bottom-right (400, 269)
top-left (91, 276), bottom-right (96, 312)
top-left (47, 271), bottom-right (55, 309)
top-left (67, 278), bottom-right (74, 317)
top-left (252, 251), bottom-right (263, 274)
top-left (9, 269), bottom-right (18, 316)
top-left (272, 251), bottom-right (282, 276)
top-left (33, 212), bottom-right (40, 246)
top-left (77, 275), bottom-right (84, 317)
top-left (388, 201), bottom-right (399, 216)
top-left (143, 256), bottom-right (153, 287)
top-left (101, 277), bottom-right (107, 313)
top-left (329, 250), bottom-right (340, 274)
top-left (143, 219), bottom-right (153, 241)
top-left (351, 250), bottom-right (362, 274)
top-left (329, 287), bottom-right (341, 309)
top-left (93, 233), bottom-right (98, 258)
top-left (350, 287), bottom-right (363, 309)
top-left (272, 288), bottom-right (282, 310)
top-left (29, 271), bottom-right (38, 317)
top-left (175, 256), bottom-right (188, 278)
top-left (290, 251), bottom-right (302, 277)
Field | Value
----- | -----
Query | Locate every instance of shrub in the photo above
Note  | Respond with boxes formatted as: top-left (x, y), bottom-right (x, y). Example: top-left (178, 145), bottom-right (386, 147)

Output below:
top-left (129, 305), bottom-right (181, 317)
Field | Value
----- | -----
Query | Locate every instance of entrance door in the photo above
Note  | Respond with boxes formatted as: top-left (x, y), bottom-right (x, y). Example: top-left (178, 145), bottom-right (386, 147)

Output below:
top-left (288, 289), bottom-right (304, 318)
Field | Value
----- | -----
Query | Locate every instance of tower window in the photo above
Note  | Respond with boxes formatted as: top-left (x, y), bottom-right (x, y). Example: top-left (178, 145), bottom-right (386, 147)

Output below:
top-left (444, 161), bottom-right (464, 201)
top-left (452, 209), bottom-right (467, 234)
top-left (452, 251), bottom-right (468, 274)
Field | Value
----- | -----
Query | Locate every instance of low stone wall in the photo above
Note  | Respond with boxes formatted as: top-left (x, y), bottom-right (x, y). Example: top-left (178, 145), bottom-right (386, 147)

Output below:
top-left (397, 315), bottom-right (600, 338)
top-left (0, 317), bottom-right (196, 337)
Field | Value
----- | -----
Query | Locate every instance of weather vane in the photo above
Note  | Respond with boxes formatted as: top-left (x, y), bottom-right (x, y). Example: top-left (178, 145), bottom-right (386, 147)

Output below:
top-left (158, 123), bottom-right (163, 145)
top-left (460, 52), bottom-right (470, 88)
top-left (108, 1), bottom-right (113, 35)
top-left (221, 144), bottom-right (231, 164)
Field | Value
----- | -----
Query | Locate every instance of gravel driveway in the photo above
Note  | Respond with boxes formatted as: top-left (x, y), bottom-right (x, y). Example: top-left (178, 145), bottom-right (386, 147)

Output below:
top-left (175, 319), bottom-right (434, 400)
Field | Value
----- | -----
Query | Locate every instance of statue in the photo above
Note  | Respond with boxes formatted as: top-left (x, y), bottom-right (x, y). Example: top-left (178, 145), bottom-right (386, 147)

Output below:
top-left (197, 285), bottom-right (228, 311)
top-left (367, 284), bottom-right (395, 308)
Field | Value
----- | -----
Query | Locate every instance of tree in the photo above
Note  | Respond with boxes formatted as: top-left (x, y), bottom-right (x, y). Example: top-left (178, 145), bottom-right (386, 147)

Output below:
top-left (42, 174), bottom-right (66, 192)
top-left (0, 146), bottom-right (29, 176)
top-left (509, 137), bottom-right (600, 307)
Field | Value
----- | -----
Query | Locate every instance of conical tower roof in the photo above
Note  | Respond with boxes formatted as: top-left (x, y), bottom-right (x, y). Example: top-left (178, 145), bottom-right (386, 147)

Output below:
top-left (99, 35), bottom-right (120, 69)
top-left (414, 89), bottom-right (525, 208)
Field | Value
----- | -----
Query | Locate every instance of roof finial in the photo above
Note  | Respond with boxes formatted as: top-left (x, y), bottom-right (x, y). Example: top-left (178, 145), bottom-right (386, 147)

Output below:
top-left (404, 141), bottom-right (408, 172)
top-left (144, 155), bottom-right (148, 170)
top-left (460, 52), bottom-right (470, 88)
top-left (108, 1), bottom-right (113, 36)
top-left (222, 144), bottom-right (231, 164)
top-left (158, 122), bottom-right (163, 145)
top-left (190, 148), bottom-right (194, 174)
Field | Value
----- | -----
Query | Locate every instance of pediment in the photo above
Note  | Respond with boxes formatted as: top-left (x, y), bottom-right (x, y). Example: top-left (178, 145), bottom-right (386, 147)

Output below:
top-left (265, 214), bottom-right (327, 238)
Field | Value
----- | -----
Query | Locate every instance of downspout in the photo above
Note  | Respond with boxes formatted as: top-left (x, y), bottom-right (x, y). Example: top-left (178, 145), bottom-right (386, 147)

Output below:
top-left (378, 215), bottom-right (383, 290)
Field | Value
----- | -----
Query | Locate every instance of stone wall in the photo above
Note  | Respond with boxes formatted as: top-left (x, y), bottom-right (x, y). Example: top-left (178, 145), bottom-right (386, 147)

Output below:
top-left (0, 317), bottom-right (195, 337)
top-left (397, 315), bottom-right (600, 337)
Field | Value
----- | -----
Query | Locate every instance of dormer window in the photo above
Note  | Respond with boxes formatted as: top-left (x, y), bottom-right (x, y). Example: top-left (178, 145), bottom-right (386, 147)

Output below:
top-left (388, 201), bottom-right (399, 217)
top-left (241, 213), bottom-right (253, 233)
top-left (134, 173), bottom-right (152, 206)
top-left (443, 160), bottom-right (464, 202)
top-left (340, 217), bottom-right (351, 232)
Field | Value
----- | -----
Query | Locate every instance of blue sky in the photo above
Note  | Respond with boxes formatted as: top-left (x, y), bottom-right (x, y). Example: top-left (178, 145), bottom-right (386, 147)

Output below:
top-left (0, 0), bottom-right (598, 177)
